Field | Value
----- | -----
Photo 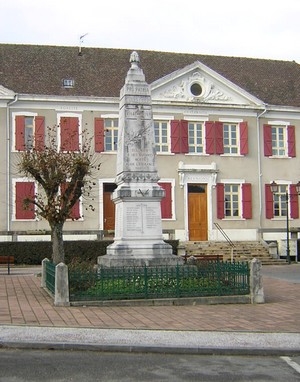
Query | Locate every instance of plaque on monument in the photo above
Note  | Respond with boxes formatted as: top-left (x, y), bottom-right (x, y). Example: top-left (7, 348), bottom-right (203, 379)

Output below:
top-left (98, 51), bottom-right (182, 267)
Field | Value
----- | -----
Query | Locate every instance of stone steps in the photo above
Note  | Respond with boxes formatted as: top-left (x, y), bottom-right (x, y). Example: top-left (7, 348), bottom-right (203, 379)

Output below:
top-left (181, 241), bottom-right (285, 265)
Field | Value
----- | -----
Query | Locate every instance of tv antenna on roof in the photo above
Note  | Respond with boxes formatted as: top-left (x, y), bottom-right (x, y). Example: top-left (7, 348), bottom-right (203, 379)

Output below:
top-left (78, 33), bottom-right (88, 56)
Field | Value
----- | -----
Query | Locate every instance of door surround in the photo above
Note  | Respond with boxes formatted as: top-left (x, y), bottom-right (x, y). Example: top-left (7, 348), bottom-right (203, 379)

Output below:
top-left (178, 161), bottom-right (218, 241)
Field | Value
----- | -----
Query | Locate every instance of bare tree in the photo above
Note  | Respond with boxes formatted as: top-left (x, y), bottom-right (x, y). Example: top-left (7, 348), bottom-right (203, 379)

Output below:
top-left (17, 126), bottom-right (98, 264)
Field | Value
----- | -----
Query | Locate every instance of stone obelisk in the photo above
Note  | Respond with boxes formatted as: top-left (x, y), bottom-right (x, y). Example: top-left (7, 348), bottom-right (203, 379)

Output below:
top-left (98, 51), bottom-right (181, 267)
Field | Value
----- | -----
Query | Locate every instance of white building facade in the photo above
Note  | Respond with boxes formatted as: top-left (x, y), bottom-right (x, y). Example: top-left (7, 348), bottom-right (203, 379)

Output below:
top-left (0, 45), bottom-right (300, 256)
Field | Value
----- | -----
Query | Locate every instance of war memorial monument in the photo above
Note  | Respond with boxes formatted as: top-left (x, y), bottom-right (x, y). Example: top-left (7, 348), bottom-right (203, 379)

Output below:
top-left (98, 52), bottom-right (182, 267)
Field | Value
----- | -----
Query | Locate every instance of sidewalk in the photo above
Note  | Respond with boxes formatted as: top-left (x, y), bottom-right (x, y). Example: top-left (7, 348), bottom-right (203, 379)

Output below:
top-left (0, 264), bottom-right (300, 354)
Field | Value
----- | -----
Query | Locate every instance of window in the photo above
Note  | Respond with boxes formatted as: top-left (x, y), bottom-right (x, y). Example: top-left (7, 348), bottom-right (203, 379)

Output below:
top-left (104, 119), bottom-right (118, 151)
top-left (265, 183), bottom-right (299, 219)
top-left (223, 123), bottom-right (238, 154)
top-left (206, 121), bottom-right (248, 155)
top-left (272, 126), bottom-right (285, 156)
top-left (15, 115), bottom-right (45, 151)
top-left (273, 185), bottom-right (287, 217)
top-left (188, 122), bottom-right (204, 153)
top-left (154, 121), bottom-right (170, 153)
top-left (15, 181), bottom-right (35, 220)
top-left (224, 184), bottom-right (240, 217)
top-left (217, 183), bottom-right (252, 219)
top-left (60, 116), bottom-right (80, 151)
top-left (62, 79), bottom-right (75, 88)
top-left (264, 124), bottom-right (295, 157)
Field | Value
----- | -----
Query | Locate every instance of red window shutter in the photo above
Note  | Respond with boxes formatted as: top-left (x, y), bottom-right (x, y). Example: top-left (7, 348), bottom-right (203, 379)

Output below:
top-left (15, 115), bottom-right (25, 151)
top-left (180, 120), bottom-right (189, 154)
top-left (61, 183), bottom-right (81, 220)
top-left (265, 184), bottom-right (274, 219)
top-left (215, 121), bottom-right (224, 154)
top-left (205, 121), bottom-right (215, 154)
top-left (94, 118), bottom-right (105, 152)
top-left (239, 122), bottom-right (248, 155)
top-left (158, 182), bottom-right (172, 219)
top-left (35, 116), bottom-right (45, 151)
top-left (15, 182), bottom-right (35, 219)
top-left (242, 183), bottom-right (252, 219)
top-left (171, 120), bottom-right (181, 153)
top-left (263, 124), bottom-right (272, 156)
top-left (60, 117), bottom-right (79, 151)
top-left (290, 184), bottom-right (299, 219)
top-left (216, 183), bottom-right (225, 219)
top-left (287, 125), bottom-right (296, 157)
top-left (71, 199), bottom-right (80, 220)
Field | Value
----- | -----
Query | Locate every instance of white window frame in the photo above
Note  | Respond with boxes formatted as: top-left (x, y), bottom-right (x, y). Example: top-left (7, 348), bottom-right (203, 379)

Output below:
top-left (154, 119), bottom-right (171, 154)
top-left (104, 118), bottom-right (119, 152)
top-left (221, 179), bottom-right (245, 220)
top-left (187, 121), bottom-right (204, 154)
top-left (268, 120), bottom-right (290, 158)
top-left (271, 180), bottom-right (291, 219)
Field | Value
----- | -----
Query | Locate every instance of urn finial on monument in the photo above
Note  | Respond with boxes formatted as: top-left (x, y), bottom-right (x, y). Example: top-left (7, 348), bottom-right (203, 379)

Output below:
top-left (98, 52), bottom-right (182, 268)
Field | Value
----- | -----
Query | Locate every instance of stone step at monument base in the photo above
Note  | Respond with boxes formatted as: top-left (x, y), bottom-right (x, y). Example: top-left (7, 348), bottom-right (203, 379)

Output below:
top-left (98, 240), bottom-right (183, 268)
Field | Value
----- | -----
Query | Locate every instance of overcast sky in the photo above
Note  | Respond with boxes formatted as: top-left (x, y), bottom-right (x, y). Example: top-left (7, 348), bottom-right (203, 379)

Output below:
top-left (1, 0), bottom-right (299, 63)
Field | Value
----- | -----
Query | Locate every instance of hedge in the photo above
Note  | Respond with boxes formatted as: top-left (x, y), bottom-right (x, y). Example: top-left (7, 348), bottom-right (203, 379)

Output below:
top-left (0, 240), bottom-right (179, 265)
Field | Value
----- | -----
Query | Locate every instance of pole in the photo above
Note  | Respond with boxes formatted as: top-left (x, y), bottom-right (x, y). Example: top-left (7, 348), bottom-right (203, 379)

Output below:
top-left (286, 192), bottom-right (291, 264)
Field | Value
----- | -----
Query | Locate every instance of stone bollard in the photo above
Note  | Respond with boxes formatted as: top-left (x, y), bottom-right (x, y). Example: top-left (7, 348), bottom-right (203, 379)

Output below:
top-left (54, 262), bottom-right (70, 307)
top-left (41, 258), bottom-right (50, 288)
top-left (249, 258), bottom-right (265, 304)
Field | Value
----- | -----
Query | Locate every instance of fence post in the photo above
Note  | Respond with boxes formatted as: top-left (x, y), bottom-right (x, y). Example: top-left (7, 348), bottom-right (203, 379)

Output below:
top-left (41, 258), bottom-right (50, 288)
top-left (249, 258), bottom-right (265, 304)
top-left (54, 262), bottom-right (70, 307)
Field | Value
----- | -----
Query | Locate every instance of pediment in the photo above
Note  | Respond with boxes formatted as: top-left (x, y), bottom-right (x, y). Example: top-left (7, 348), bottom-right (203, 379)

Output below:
top-left (0, 85), bottom-right (15, 97)
top-left (150, 61), bottom-right (262, 106)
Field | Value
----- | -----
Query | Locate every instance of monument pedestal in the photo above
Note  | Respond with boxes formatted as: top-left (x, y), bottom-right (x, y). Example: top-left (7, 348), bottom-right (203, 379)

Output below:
top-left (98, 184), bottom-right (182, 267)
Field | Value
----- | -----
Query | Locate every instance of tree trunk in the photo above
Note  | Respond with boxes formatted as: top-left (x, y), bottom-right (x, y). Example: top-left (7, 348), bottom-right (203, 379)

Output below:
top-left (51, 222), bottom-right (65, 264)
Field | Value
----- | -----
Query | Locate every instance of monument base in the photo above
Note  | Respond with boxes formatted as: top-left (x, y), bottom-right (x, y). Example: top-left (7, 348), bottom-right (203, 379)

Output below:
top-left (98, 240), bottom-right (183, 268)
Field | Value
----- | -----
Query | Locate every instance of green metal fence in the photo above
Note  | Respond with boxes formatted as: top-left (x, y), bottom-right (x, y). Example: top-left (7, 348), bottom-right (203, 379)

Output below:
top-left (69, 261), bottom-right (250, 302)
top-left (45, 261), bottom-right (56, 295)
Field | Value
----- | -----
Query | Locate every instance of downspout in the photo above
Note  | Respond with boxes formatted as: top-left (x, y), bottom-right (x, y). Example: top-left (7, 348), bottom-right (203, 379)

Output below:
top-left (6, 94), bottom-right (19, 232)
top-left (256, 105), bottom-right (267, 239)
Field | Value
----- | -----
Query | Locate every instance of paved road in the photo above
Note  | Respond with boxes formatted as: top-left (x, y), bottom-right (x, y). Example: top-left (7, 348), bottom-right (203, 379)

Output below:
top-left (261, 263), bottom-right (300, 283)
top-left (1, 349), bottom-right (300, 382)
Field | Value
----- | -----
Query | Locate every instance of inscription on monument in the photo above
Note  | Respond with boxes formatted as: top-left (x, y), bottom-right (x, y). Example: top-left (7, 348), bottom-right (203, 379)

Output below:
top-left (126, 205), bottom-right (142, 232)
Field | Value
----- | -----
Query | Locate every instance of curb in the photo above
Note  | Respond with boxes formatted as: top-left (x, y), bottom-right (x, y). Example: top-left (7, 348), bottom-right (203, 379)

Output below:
top-left (1, 326), bottom-right (300, 356)
top-left (1, 341), bottom-right (300, 356)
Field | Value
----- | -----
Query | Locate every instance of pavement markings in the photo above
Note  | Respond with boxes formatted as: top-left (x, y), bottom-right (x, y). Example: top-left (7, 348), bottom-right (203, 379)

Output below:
top-left (281, 356), bottom-right (300, 374)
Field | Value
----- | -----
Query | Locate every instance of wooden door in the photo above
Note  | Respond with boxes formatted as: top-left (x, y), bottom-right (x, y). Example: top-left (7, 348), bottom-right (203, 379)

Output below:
top-left (103, 183), bottom-right (117, 230)
top-left (188, 184), bottom-right (207, 241)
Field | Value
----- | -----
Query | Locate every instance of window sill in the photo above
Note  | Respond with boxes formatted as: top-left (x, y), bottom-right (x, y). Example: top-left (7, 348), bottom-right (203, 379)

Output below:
top-left (269, 155), bottom-right (289, 159)
top-left (185, 153), bottom-right (209, 156)
top-left (222, 217), bottom-right (245, 221)
top-left (220, 154), bottom-right (244, 157)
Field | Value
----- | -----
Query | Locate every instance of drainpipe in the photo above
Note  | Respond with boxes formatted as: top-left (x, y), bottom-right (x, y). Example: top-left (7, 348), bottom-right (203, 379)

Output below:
top-left (256, 105), bottom-right (267, 239)
top-left (6, 94), bottom-right (19, 232)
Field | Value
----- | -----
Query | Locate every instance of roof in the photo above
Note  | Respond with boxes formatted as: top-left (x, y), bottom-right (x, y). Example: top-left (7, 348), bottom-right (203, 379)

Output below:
top-left (0, 43), bottom-right (300, 107)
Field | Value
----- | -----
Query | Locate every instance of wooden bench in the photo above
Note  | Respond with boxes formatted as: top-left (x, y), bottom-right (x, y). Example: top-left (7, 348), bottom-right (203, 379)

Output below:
top-left (0, 256), bottom-right (15, 274)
